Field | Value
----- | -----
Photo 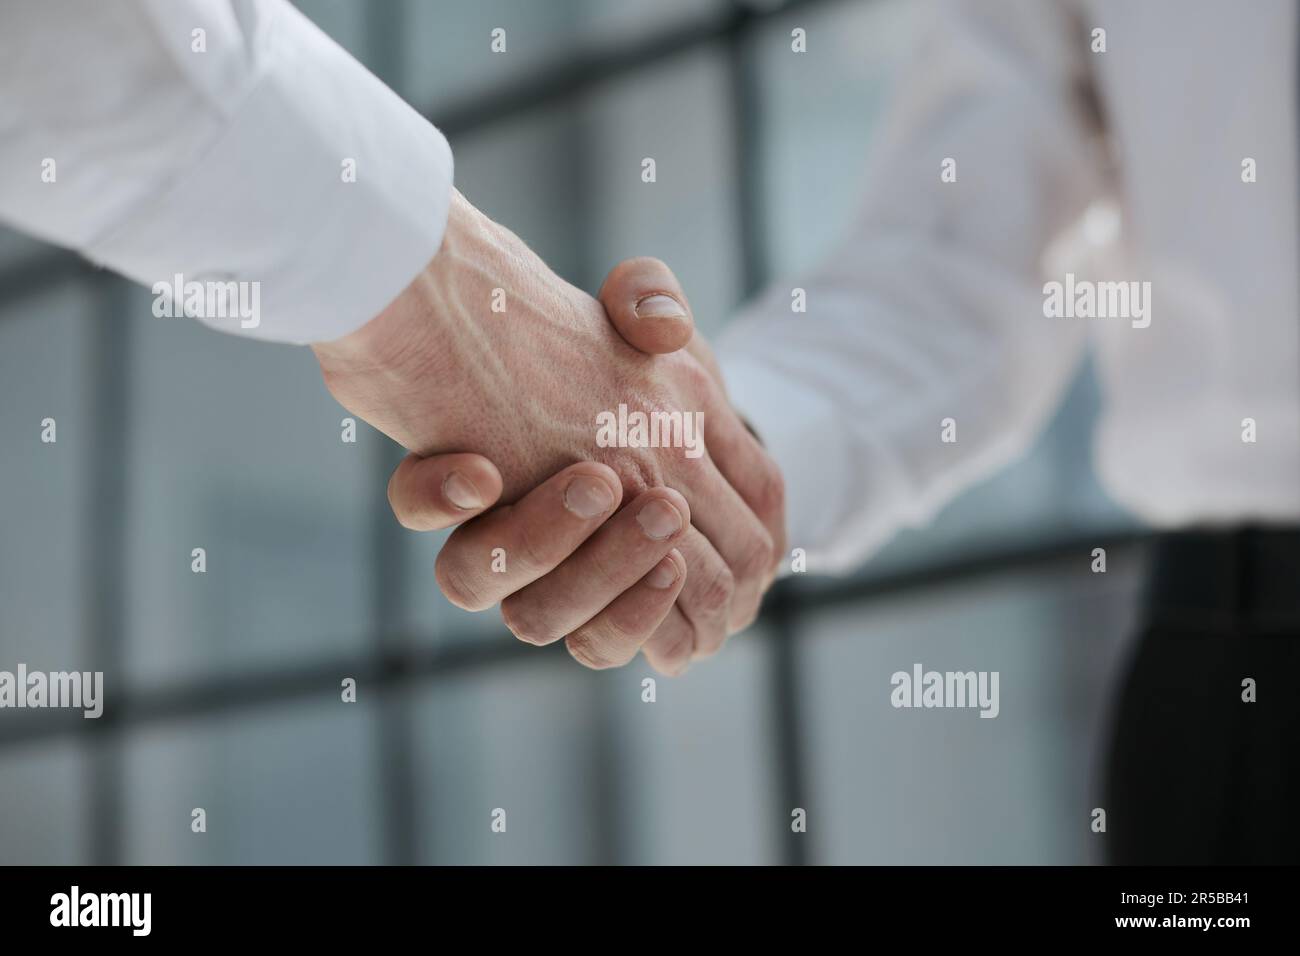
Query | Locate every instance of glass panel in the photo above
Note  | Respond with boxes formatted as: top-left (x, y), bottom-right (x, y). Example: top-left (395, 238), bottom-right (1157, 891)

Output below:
top-left (797, 549), bottom-right (1146, 863)
top-left (606, 629), bottom-right (778, 864)
top-left (119, 284), bottom-right (377, 689)
top-left (576, 49), bottom-right (743, 335)
top-left (292, 0), bottom-right (371, 62)
top-left (410, 629), bottom-right (776, 864)
top-left (121, 700), bottom-right (383, 864)
top-left (411, 657), bottom-right (605, 864)
top-left (0, 285), bottom-right (95, 669)
top-left (401, 0), bottom-right (729, 113)
top-left (752, 0), bottom-right (917, 276)
top-left (0, 739), bottom-right (88, 864)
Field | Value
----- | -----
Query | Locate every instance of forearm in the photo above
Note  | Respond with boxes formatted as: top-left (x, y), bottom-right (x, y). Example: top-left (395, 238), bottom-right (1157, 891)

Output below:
top-left (718, 0), bottom-right (1107, 575)
top-left (0, 0), bottom-right (452, 344)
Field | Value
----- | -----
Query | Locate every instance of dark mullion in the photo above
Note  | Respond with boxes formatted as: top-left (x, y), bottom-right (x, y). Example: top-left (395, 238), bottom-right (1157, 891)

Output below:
top-left (724, 4), bottom-right (769, 301)
top-left (766, 587), bottom-right (810, 865)
top-left (0, 535), bottom-right (1153, 753)
top-left (365, 0), bottom-right (419, 868)
top-left (0, 252), bottom-right (94, 308)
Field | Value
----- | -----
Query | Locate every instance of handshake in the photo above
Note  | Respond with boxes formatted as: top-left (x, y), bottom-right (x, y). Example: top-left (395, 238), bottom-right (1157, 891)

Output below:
top-left (313, 191), bottom-right (786, 675)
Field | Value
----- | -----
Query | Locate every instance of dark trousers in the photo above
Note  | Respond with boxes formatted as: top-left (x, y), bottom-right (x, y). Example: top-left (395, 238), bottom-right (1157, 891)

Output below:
top-left (1106, 529), bottom-right (1300, 864)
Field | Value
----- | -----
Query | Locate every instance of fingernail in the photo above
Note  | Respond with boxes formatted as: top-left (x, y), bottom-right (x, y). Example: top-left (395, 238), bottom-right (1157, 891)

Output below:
top-left (563, 475), bottom-right (615, 518)
top-left (635, 294), bottom-right (686, 319)
top-left (442, 471), bottom-right (483, 510)
top-left (636, 499), bottom-right (683, 540)
top-left (645, 555), bottom-right (680, 589)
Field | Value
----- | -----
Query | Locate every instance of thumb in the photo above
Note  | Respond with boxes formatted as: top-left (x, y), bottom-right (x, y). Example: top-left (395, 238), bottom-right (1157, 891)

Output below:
top-left (387, 452), bottom-right (504, 532)
top-left (597, 257), bottom-right (695, 354)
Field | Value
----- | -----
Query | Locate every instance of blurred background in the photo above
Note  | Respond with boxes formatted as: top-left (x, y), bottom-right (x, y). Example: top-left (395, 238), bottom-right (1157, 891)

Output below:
top-left (0, 0), bottom-right (1148, 864)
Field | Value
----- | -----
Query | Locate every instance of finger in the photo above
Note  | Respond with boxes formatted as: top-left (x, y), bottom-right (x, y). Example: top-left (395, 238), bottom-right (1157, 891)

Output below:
top-left (434, 462), bottom-right (622, 612)
top-left (564, 549), bottom-right (687, 669)
top-left (597, 256), bottom-right (694, 354)
top-left (681, 460), bottom-right (774, 634)
top-left (672, 526), bottom-right (733, 654)
top-left (501, 488), bottom-right (690, 646)
top-left (641, 606), bottom-right (697, 676)
top-left (696, 399), bottom-right (787, 590)
top-left (388, 452), bottom-right (504, 532)
top-left (639, 527), bottom-right (736, 675)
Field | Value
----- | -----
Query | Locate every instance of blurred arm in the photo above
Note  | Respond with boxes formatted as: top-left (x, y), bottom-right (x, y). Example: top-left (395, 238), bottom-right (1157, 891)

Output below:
top-left (718, 0), bottom-right (1107, 574)
top-left (0, 0), bottom-right (452, 344)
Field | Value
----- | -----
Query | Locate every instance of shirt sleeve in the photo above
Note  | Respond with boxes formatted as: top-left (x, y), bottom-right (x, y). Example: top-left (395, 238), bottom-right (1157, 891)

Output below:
top-left (0, 0), bottom-right (453, 344)
top-left (718, 0), bottom-right (1107, 575)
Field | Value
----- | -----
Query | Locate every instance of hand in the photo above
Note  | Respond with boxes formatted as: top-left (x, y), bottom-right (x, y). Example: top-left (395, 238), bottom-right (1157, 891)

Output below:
top-left (386, 452), bottom-right (691, 669)
top-left (382, 253), bottom-right (786, 673)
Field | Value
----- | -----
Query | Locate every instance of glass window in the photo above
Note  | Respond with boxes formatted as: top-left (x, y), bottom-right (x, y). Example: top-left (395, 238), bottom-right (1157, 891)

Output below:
top-left (119, 286), bottom-right (377, 690)
top-left (0, 0), bottom-right (1146, 866)
top-left (797, 551), bottom-right (1145, 863)
top-left (121, 701), bottom-right (383, 864)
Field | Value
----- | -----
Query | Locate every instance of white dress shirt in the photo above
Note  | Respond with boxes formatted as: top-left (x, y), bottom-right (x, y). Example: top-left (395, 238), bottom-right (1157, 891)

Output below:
top-left (0, 0), bottom-right (453, 344)
top-left (5, 0), bottom-right (1296, 579)
top-left (719, 0), bottom-right (1300, 573)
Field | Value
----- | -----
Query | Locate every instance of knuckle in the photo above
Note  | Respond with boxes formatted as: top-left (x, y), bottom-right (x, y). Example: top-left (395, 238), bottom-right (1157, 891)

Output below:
top-left (736, 529), bottom-right (776, 584)
top-left (566, 630), bottom-right (622, 670)
top-left (693, 626), bottom-right (728, 659)
top-left (513, 518), bottom-right (556, 576)
top-left (653, 627), bottom-right (696, 670)
top-left (582, 549), bottom-right (624, 598)
top-left (675, 354), bottom-right (715, 399)
top-left (500, 596), bottom-right (563, 647)
top-left (692, 619), bottom-right (728, 658)
top-left (692, 561), bottom-right (735, 618)
top-left (599, 451), bottom-right (659, 497)
top-left (387, 477), bottom-right (423, 531)
top-left (594, 607), bottom-right (646, 653)
top-left (753, 460), bottom-right (786, 521)
top-left (434, 555), bottom-right (489, 612)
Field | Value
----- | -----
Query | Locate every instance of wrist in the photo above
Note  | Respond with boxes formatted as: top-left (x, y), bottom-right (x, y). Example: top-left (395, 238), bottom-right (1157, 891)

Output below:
top-left (312, 190), bottom-right (486, 377)
top-left (312, 189), bottom-right (593, 457)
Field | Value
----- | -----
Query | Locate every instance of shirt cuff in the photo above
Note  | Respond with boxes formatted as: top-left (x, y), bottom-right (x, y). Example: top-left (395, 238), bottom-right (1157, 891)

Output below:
top-left (719, 353), bottom-right (860, 576)
top-left (84, 2), bottom-right (453, 345)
